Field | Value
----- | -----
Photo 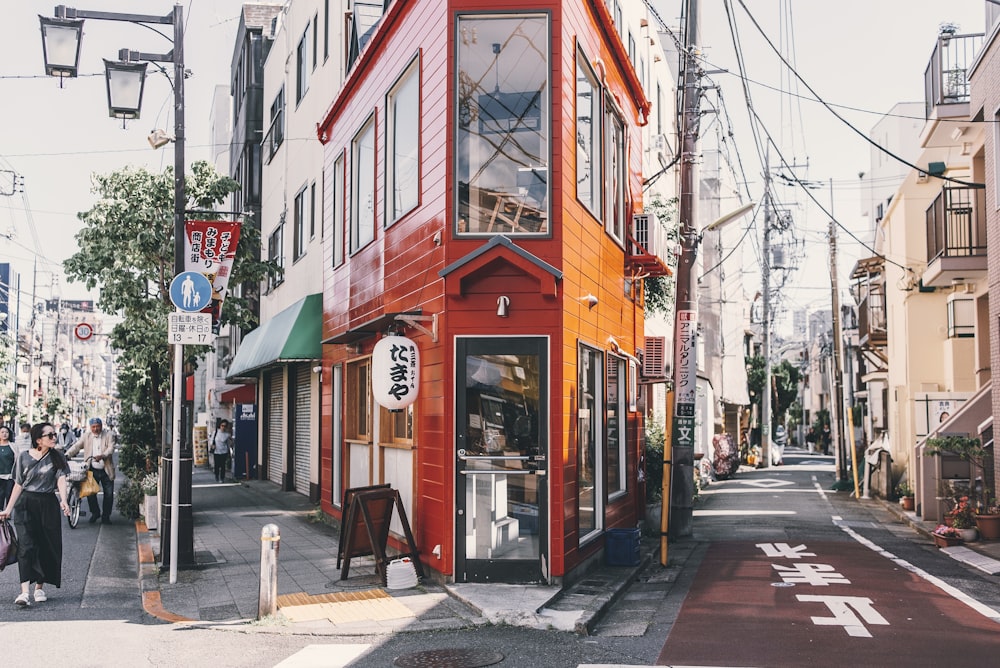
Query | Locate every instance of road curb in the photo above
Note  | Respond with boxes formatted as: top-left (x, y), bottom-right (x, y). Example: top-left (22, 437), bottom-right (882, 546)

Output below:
top-left (134, 518), bottom-right (195, 623)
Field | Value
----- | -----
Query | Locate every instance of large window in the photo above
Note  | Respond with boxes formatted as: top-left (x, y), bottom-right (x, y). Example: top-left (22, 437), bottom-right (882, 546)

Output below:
top-left (266, 86), bottom-right (284, 162)
top-left (333, 153), bottom-right (345, 267)
top-left (351, 117), bottom-right (376, 252)
top-left (455, 14), bottom-right (549, 236)
top-left (346, 358), bottom-right (372, 442)
top-left (387, 57), bottom-right (420, 224)
top-left (576, 51), bottom-right (600, 217)
top-left (604, 102), bottom-right (626, 243)
top-left (578, 343), bottom-right (603, 542)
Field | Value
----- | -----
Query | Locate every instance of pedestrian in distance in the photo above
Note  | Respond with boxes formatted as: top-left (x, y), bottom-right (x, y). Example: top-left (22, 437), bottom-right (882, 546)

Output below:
top-left (0, 426), bottom-right (14, 511)
top-left (0, 422), bottom-right (71, 607)
top-left (56, 422), bottom-right (76, 452)
top-left (821, 423), bottom-right (832, 456)
top-left (66, 417), bottom-right (117, 525)
top-left (212, 419), bottom-right (234, 483)
top-left (13, 422), bottom-right (31, 455)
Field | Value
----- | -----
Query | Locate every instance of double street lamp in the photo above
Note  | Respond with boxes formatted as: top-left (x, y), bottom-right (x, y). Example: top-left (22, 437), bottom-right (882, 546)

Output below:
top-left (39, 4), bottom-right (191, 582)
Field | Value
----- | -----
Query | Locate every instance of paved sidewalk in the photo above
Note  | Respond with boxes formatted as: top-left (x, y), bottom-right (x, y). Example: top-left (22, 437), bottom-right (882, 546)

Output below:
top-left (137, 465), bottom-right (655, 635)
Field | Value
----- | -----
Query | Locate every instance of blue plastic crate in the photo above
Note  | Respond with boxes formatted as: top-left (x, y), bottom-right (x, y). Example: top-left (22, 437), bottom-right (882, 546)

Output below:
top-left (605, 527), bottom-right (641, 566)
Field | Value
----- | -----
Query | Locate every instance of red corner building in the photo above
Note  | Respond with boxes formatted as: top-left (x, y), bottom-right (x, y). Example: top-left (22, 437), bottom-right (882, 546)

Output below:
top-left (317, 0), bottom-right (668, 584)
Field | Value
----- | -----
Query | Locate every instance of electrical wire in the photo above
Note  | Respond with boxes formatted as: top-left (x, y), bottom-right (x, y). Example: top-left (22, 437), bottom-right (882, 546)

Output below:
top-left (734, 0), bottom-right (984, 190)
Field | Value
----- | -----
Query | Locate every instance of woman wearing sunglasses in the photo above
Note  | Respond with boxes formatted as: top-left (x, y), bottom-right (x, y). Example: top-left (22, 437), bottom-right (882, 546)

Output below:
top-left (0, 422), bottom-right (71, 607)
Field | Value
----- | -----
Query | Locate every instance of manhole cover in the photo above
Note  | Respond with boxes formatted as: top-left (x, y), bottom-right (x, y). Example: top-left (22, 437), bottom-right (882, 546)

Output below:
top-left (393, 648), bottom-right (504, 668)
top-left (326, 573), bottom-right (383, 590)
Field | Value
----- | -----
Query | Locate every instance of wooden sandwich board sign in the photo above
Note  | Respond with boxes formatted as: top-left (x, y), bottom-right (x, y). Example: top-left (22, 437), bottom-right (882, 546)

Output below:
top-left (338, 485), bottom-right (424, 584)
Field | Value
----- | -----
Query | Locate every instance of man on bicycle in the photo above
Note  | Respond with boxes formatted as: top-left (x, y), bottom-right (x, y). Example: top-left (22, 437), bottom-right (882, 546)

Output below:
top-left (66, 418), bottom-right (117, 525)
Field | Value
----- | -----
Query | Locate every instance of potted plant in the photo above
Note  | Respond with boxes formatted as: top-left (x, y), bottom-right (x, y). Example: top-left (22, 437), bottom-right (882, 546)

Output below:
top-left (975, 498), bottom-right (1000, 541)
top-left (949, 495), bottom-right (978, 541)
top-left (896, 480), bottom-right (915, 511)
top-left (140, 471), bottom-right (159, 530)
top-left (931, 524), bottom-right (963, 548)
top-left (643, 421), bottom-right (665, 533)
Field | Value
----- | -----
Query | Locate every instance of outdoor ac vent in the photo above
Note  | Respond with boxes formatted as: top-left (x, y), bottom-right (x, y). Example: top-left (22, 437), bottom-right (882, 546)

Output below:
top-left (632, 213), bottom-right (658, 254)
top-left (642, 336), bottom-right (666, 378)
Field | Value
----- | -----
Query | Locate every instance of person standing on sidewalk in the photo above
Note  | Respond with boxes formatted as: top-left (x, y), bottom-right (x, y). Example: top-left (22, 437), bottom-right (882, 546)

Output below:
top-left (13, 423), bottom-right (31, 455)
top-left (212, 420), bottom-right (233, 483)
top-left (66, 417), bottom-right (117, 524)
top-left (0, 426), bottom-right (14, 510)
top-left (0, 422), bottom-right (71, 606)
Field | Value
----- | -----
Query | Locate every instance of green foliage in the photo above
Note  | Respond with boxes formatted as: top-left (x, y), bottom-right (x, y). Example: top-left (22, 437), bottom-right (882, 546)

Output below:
top-left (644, 420), bottom-right (665, 502)
top-left (642, 196), bottom-right (680, 319)
top-left (116, 366), bottom-right (158, 479)
top-left (115, 475), bottom-right (143, 520)
top-left (745, 355), bottom-right (802, 422)
top-left (62, 162), bottom-right (281, 453)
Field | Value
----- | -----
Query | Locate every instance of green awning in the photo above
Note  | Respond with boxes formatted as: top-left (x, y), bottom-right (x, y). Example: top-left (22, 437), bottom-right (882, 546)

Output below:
top-left (226, 293), bottom-right (322, 381)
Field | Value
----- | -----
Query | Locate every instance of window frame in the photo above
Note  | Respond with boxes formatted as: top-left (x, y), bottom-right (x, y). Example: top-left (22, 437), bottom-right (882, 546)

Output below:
top-left (333, 152), bottom-right (346, 267)
top-left (267, 219), bottom-right (285, 291)
top-left (296, 24), bottom-right (311, 104)
top-left (577, 342), bottom-right (604, 544)
top-left (385, 54), bottom-right (421, 226)
top-left (603, 98), bottom-right (627, 244)
top-left (351, 114), bottom-right (377, 254)
top-left (606, 353), bottom-right (627, 501)
top-left (293, 185), bottom-right (308, 261)
top-left (576, 47), bottom-right (601, 219)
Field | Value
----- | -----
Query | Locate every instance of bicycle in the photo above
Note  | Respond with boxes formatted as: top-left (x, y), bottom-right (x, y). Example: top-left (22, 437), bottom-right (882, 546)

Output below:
top-left (65, 457), bottom-right (93, 529)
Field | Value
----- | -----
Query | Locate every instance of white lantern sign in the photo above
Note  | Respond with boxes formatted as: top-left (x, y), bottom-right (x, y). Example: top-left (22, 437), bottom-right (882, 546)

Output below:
top-left (372, 335), bottom-right (420, 410)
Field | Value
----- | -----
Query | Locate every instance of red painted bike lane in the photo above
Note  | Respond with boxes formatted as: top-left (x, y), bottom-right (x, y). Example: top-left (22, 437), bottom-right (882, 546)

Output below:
top-left (658, 540), bottom-right (1000, 666)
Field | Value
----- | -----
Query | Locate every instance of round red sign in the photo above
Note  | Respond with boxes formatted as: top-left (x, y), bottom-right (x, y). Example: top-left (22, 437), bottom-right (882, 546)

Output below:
top-left (74, 322), bottom-right (94, 340)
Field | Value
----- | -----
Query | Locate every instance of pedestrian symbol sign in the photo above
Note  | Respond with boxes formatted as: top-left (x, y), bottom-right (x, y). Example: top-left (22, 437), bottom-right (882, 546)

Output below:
top-left (170, 271), bottom-right (212, 313)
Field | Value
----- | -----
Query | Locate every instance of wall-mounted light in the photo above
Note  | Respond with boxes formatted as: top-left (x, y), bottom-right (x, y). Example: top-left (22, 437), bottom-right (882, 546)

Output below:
top-left (497, 295), bottom-right (510, 317)
top-left (577, 294), bottom-right (598, 310)
top-left (148, 129), bottom-right (173, 149)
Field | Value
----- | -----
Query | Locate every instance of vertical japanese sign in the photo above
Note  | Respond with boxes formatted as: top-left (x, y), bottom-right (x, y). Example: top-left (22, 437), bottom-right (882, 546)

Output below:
top-left (184, 220), bottom-right (242, 333)
top-left (371, 335), bottom-right (420, 410)
top-left (672, 309), bottom-right (697, 446)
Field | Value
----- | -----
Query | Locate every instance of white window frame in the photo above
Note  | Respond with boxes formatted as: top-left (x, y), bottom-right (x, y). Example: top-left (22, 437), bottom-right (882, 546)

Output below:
top-left (386, 56), bottom-right (421, 225)
top-left (351, 116), bottom-right (377, 253)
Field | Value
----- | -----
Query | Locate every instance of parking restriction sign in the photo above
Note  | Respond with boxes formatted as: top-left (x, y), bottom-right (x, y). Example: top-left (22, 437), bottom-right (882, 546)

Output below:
top-left (167, 312), bottom-right (212, 345)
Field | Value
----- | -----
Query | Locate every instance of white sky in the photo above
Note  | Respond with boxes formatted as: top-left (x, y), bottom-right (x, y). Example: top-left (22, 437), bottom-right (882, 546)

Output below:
top-left (654, 0), bottom-right (987, 334)
top-left (0, 0), bottom-right (250, 312)
top-left (0, 0), bottom-right (990, 334)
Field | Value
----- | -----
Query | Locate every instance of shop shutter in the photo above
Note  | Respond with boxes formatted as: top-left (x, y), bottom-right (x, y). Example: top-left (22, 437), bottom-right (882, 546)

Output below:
top-left (267, 370), bottom-right (284, 484)
top-left (293, 365), bottom-right (311, 495)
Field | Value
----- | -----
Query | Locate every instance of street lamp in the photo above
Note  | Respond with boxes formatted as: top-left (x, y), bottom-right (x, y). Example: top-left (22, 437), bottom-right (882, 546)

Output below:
top-left (39, 4), bottom-right (190, 582)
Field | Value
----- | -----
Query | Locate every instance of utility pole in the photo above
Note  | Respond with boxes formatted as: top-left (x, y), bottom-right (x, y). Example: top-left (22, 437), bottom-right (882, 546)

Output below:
top-left (829, 218), bottom-right (847, 484)
top-left (760, 158), bottom-right (772, 469)
top-left (669, 0), bottom-right (701, 538)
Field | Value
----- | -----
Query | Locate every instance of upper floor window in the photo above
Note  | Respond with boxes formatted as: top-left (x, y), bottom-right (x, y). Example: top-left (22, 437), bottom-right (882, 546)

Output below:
top-left (351, 117), bottom-right (376, 253)
top-left (604, 101), bottom-right (626, 243)
top-left (333, 153), bottom-right (345, 267)
top-left (296, 24), bottom-right (311, 103)
top-left (387, 57), bottom-right (420, 225)
top-left (576, 51), bottom-right (601, 217)
top-left (293, 186), bottom-right (308, 261)
top-left (455, 14), bottom-right (549, 236)
top-left (267, 220), bottom-right (284, 291)
top-left (265, 86), bottom-right (285, 163)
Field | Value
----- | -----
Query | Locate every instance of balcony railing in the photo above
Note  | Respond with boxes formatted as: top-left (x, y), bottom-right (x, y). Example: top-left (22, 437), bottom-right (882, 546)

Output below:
top-left (924, 32), bottom-right (984, 119)
top-left (925, 186), bottom-right (986, 261)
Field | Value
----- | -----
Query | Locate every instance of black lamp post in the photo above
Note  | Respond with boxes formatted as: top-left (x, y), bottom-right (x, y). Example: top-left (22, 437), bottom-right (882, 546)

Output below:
top-left (39, 4), bottom-right (191, 580)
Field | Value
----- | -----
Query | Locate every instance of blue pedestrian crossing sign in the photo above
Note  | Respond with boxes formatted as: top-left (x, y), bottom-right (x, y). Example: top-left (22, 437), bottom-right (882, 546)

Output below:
top-left (170, 271), bottom-right (213, 313)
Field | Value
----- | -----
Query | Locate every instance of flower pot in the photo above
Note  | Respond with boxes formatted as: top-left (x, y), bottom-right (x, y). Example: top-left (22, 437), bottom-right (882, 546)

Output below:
top-left (958, 528), bottom-right (978, 542)
top-left (975, 514), bottom-right (1000, 541)
top-left (143, 494), bottom-right (159, 530)
top-left (933, 533), bottom-right (962, 548)
top-left (901, 496), bottom-right (914, 511)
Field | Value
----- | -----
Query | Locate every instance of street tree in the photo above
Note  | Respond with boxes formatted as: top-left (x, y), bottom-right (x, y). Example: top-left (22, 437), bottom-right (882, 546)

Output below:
top-left (642, 195), bottom-right (680, 319)
top-left (63, 162), bottom-right (280, 452)
top-left (746, 355), bottom-right (802, 425)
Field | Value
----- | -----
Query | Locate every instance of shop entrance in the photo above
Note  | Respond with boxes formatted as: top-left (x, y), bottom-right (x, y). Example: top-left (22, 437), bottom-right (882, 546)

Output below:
top-left (455, 337), bottom-right (548, 583)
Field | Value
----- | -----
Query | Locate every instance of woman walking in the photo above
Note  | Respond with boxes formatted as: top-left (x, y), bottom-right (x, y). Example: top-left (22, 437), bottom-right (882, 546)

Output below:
top-left (0, 426), bottom-right (14, 511)
top-left (212, 420), bottom-right (234, 483)
top-left (0, 422), bottom-right (71, 606)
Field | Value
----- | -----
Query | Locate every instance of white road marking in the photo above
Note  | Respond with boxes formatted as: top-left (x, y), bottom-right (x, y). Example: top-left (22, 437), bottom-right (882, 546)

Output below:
top-left (273, 644), bottom-right (371, 668)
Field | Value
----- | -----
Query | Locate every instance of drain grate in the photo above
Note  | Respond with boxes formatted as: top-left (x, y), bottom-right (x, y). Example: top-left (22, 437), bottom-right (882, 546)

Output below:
top-left (393, 649), bottom-right (504, 668)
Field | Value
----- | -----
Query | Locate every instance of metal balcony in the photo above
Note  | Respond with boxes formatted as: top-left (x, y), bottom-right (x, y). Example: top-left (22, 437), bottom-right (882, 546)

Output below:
top-left (923, 186), bottom-right (987, 288)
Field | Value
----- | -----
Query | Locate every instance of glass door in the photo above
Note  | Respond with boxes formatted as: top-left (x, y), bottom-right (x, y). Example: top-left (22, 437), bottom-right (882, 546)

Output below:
top-left (455, 337), bottom-right (547, 583)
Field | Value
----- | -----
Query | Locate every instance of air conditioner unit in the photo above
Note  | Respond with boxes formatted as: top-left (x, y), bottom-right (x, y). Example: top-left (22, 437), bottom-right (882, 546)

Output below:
top-left (641, 336), bottom-right (666, 378)
top-left (632, 213), bottom-right (658, 254)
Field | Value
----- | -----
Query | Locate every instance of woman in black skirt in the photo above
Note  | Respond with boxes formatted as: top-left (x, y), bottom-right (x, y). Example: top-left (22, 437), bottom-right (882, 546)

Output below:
top-left (0, 422), bottom-right (71, 607)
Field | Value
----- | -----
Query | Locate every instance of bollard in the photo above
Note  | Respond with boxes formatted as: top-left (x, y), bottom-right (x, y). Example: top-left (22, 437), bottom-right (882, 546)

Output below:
top-left (258, 523), bottom-right (280, 619)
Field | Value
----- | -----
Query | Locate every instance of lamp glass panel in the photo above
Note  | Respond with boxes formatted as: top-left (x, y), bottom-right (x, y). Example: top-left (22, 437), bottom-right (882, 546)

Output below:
top-left (42, 24), bottom-right (81, 72)
top-left (107, 67), bottom-right (144, 118)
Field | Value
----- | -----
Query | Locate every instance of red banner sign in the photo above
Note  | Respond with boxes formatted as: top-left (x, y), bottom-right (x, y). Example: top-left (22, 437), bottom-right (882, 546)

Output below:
top-left (184, 220), bottom-right (242, 332)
